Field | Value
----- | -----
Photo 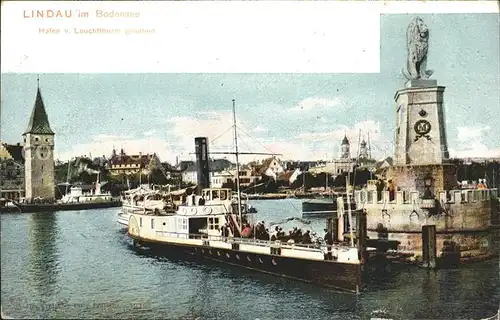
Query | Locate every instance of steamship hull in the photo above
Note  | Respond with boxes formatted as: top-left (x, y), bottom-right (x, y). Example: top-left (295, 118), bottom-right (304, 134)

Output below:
top-left (128, 233), bottom-right (363, 293)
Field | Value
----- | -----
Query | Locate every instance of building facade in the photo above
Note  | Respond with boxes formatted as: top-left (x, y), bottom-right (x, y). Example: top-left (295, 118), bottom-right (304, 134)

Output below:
top-left (210, 171), bottom-right (234, 188)
top-left (108, 148), bottom-right (161, 176)
top-left (0, 143), bottom-right (25, 199)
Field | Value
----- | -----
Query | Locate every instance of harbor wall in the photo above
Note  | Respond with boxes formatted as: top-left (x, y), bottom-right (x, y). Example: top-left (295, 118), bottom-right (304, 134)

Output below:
top-left (355, 188), bottom-right (499, 263)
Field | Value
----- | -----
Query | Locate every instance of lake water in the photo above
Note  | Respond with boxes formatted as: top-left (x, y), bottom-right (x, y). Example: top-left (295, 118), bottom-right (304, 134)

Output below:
top-left (1, 199), bottom-right (499, 319)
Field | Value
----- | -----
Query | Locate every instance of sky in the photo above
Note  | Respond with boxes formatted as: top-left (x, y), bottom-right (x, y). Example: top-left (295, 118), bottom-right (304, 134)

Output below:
top-left (1, 13), bottom-right (499, 164)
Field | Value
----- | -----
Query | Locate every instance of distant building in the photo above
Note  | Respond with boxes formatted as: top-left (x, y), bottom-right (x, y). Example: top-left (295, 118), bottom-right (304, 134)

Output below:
top-left (340, 134), bottom-right (350, 159)
top-left (23, 83), bottom-right (56, 201)
top-left (211, 171), bottom-right (234, 188)
top-left (359, 139), bottom-right (369, 159)
top-left (108, 148), bottom-right (161, 176)
top-left (277, 168), bottom-right (302, 186)
top-left (246, 156), bottom-right (284, 180)
top-left (228, 168), bottom-right (260, 188)
top-left (181, 158), bottom-right (234, 186)
top-left (308, 136), bottom-right (378, 176)
top-left (0, 143), bottom-right (25, 199)
top-left (259, 157), bottom-right (284, 179)
top-left (181, 164), bottom-right (198, 185)
top-left (373, 157), bottom-right (393, 178)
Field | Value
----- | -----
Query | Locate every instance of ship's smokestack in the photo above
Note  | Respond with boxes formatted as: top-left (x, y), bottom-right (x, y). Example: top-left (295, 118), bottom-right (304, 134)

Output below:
top-left (195, 137), bottom-right (210, 193)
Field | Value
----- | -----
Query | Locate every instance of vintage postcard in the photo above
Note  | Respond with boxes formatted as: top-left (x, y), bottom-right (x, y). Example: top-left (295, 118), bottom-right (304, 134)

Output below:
top-left (1, 1), bottom-right (499, 319)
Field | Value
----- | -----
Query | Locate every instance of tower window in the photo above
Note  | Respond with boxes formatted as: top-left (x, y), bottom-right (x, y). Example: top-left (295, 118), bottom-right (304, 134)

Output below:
top-left (35, 137), bottom-right (39, 141)
top-left (41, 153), bottom-right (44, 157)
top-left (45, 138), bottom-right (49, 142)
top-left (41, 165), bottom-right (44, 170)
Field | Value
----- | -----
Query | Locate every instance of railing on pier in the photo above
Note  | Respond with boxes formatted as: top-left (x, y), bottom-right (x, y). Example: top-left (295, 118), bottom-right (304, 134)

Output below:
top-left (354, 188), bottom-right (499, 206)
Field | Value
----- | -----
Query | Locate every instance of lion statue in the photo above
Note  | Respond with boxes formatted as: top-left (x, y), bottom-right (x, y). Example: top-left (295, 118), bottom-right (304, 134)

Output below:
top-left (402, 17), bottom-right (434, 80)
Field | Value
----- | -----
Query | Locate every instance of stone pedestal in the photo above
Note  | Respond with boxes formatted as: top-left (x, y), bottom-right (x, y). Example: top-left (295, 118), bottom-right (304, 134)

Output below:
top-left (394, 80), bottom-right (450, 166)
top-left (386, 163), bottom-right (457, 195)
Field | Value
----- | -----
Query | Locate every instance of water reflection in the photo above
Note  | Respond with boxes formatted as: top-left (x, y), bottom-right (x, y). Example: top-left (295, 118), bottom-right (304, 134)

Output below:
top-left (27, 212), bottom-right (61, 297)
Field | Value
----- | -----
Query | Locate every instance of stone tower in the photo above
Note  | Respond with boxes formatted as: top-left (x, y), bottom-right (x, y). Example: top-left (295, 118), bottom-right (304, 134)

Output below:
top-left (340, 135), bottom-right (350, 159)
top-left (359, 139), bottom-right (369, 159)
top-left (394, 81), bottom-right (450, 165)
top-left (388, 16), bottom-right (456, 195)
top-left (23, 81), bottom-right (56, 201)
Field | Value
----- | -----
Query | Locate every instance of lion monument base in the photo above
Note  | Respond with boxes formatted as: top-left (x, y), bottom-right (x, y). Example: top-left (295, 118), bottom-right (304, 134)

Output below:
top-left (405, 79), bottom-right (437, 88)
top-left (394, 83), bottom-right (450, 167)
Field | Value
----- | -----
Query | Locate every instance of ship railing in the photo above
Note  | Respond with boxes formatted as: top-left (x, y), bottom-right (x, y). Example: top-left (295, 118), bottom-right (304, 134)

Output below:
top-left (154, 231), bottom-right (355, 253)
top-left (229, 236), bottom-right (355, 253)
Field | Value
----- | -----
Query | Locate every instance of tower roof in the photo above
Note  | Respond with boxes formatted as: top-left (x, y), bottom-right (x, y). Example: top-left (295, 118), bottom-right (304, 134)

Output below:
top-left (23, 87), bottom-right (54, 135)
top-left (361, 139), bottom-right (367, 146)
top-left (341, 135), bottom-right (349, 145)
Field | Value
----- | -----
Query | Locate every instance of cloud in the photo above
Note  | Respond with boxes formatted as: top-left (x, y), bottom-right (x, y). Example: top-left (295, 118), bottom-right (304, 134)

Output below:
top-left (166, 111), bottom-right (262, 160)
top-left (247, 120), bottom-right (385, 161)
top-left (289, 97), bottom-right (341, 112)
top-left (54, 114), bottom-right (390, 166)
top-left (296, 120), bottom-right (383, 156)
top-left (456, 126), bottom-right (491, 143)
top-left (143, 130), bottom-right (157, 137)
top-left (252, 125), bottom-right (267, 133)
top-left (450, 125), bottom-right (500, 158)
top-left (449, 145), bottom-right (500, 159)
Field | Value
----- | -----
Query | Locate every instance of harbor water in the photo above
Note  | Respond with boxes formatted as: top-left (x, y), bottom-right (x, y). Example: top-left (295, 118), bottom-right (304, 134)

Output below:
top-left (1, 199), bottom-right (499, 319)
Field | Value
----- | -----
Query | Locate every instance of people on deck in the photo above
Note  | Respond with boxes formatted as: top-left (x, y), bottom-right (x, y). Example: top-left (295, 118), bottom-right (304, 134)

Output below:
top-left (376, 179), bottom-right (385, 201)
top-left (324, 229), bottom-right (334, 246)
top-left (302, 230), bottom-right (312, 244)
top-left (387, 179), bottom-right (395, 201)
top-left (270, 226), bottom-right (279, 241)
top-left (241, 224), bottom-right (253, 238)
top-left (477, 179), bottom-right (487, 189)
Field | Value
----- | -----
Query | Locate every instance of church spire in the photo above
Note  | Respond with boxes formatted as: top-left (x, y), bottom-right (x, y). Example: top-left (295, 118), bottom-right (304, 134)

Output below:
top-left (23, 77), bottom-right (55, 135)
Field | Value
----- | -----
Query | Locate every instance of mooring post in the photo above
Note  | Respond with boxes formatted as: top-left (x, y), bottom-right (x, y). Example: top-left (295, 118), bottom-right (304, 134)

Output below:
top-left (326, 217), bottom-right (339, 242)
top-left (356, 209), bottom-right (368, 263)
top-left (422, 225), bottom-right (437, 268)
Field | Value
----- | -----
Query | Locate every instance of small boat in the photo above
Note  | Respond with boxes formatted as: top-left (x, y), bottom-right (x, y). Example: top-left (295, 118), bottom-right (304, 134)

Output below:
top-left (59, 186), bottom-right (114, 204)
top-left (59, 170), bottom-right (117, 204)
top-left (301, 197), bottom-right (337, 217)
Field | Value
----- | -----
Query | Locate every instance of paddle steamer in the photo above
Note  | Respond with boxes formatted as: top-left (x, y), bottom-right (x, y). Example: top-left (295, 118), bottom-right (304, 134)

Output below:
top-left (126, 100), bottom-right (366, 293)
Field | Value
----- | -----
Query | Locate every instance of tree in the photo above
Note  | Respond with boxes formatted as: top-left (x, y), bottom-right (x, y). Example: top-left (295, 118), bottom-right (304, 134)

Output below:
top-left (54, 161), bottom-right (70, 183)
top-left (290, 172), bottom-right (315, 190)
top-left (149, 168), bottom-right (170, 185)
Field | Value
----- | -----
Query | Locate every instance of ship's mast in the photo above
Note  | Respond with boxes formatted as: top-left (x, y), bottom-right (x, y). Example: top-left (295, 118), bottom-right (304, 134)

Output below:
top-left (367, 132), bottom-right (372, 160)
top-left (232, 99), bottom-right (243, 224)
top-left (368, 132), bottom-right (373, 180)
top-left (352, 129), bottom-right (362, 193)
top-left (65, 158), bottom-right (72, 195)
top-left (346, 176), bottom-right (355, 247)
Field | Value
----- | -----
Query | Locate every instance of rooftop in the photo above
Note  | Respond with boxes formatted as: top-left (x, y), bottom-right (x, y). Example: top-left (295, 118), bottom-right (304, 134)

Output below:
top-left (23, 87), bottom-right (54, 135)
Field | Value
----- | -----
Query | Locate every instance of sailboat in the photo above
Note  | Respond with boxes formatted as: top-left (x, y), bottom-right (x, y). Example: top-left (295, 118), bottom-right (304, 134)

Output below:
top-left (124, 100), bottom-right (364, 293)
